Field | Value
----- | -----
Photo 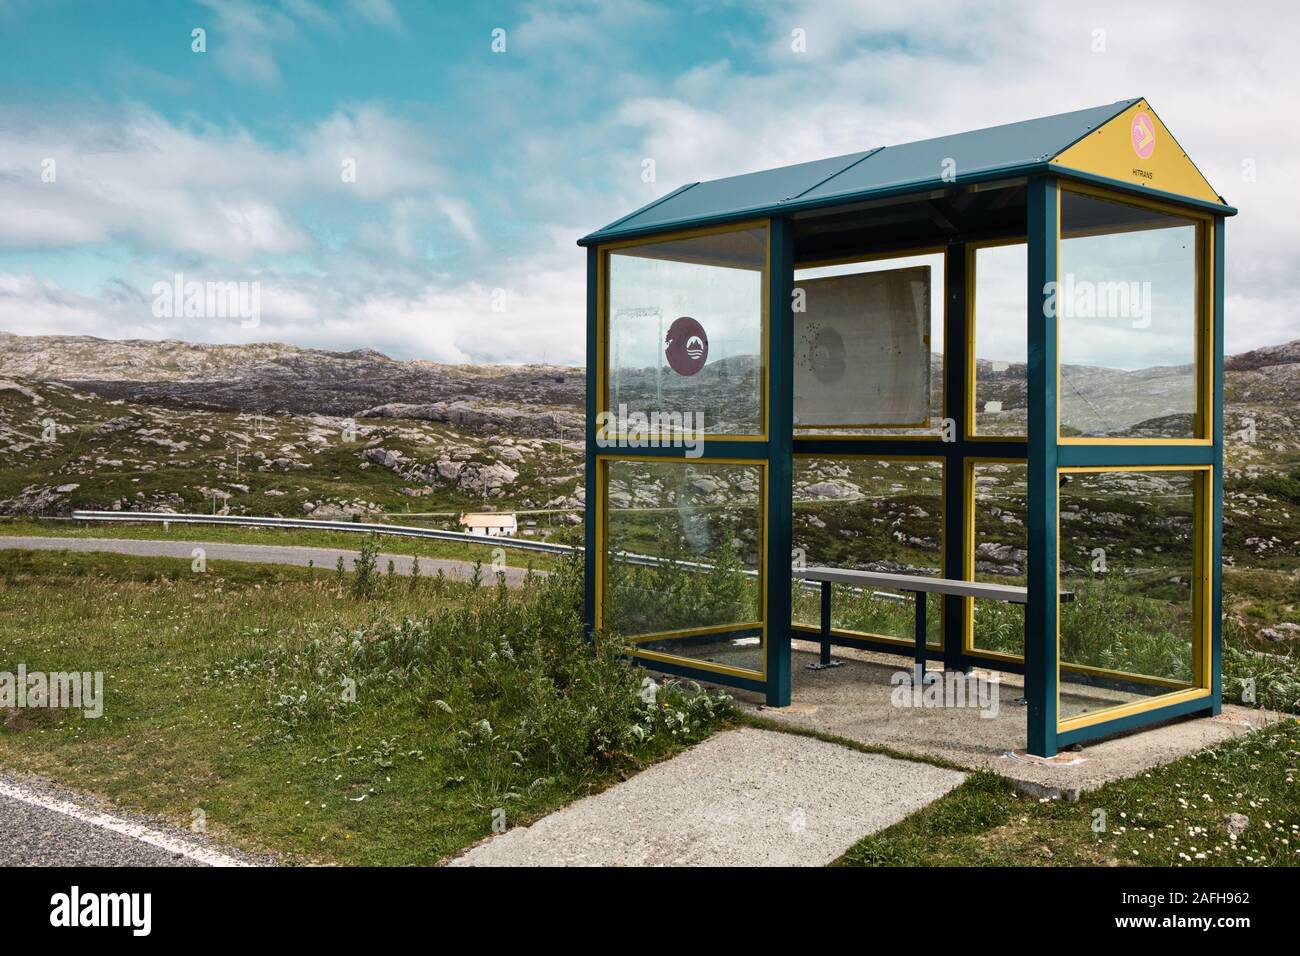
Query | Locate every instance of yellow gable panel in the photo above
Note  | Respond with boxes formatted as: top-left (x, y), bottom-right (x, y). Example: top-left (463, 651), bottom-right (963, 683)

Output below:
top-left (1052, 100), bottom-right (1223, 205)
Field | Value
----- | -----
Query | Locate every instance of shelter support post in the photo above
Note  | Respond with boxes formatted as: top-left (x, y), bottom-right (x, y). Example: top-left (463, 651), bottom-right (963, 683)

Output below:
top-left (765, 216), bottom-right (795, 706)
top-left (1209, 216), bottom-right (1226, 715)
top-left (583, 245), bottom-right (599, 643)
top-left (1025, 177), bottom-right (1060, 758)
top-left (942, 241), bottom-right (969, 673)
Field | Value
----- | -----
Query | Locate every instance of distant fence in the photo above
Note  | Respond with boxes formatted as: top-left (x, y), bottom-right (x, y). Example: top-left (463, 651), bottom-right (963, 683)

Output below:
top-left (70, 510), bottom-right (575, 557)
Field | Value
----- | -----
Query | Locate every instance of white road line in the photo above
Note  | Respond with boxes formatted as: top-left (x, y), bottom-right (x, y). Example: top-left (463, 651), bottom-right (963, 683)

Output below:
top-left (0, 779), bottom-right (254, 867)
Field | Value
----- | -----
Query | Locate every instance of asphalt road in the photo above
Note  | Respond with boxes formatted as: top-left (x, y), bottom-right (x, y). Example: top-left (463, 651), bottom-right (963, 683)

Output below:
top-left (0, 535), bottom-right (540, 586)
top-left (0, 774), bottom-right (264, 867)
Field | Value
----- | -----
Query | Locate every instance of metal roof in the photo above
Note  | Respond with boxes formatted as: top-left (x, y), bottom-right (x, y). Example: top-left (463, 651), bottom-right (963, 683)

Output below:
top-left (579, 99), bottom-right (1229, 246)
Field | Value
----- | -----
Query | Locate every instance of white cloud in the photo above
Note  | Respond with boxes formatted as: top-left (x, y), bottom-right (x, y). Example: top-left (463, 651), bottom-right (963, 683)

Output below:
top-left (0, 105), bottom-right (450, 261)
top-left (1, 0), bottom-right (1298, 365)
top-left (514, 0), bottom-right (664, 51)
top-left (348, 0), bottom-right (402, 32)
top-left (435, 197), bottom-right (483, 249)
top-left (0, 224), bottom-right (588, 365)
top-left (600, 0), bottom-right (1300, 354)
top-left (196, 0), bottom-right (299, 86)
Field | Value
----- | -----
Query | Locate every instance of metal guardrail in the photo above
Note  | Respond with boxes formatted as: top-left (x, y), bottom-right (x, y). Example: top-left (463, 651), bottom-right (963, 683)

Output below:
top-left (65, 511), bottom-right (824, 587)
top-left (66, 509), bottom-right (763, 578)
top-left (70, 511), bottom-right (576, 556)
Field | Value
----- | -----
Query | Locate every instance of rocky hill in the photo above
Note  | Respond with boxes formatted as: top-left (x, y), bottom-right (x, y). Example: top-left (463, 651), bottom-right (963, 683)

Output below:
top-left (0, 376), bottom-right (585, 521)
top-left (0, 333), bottom-right (583, 435)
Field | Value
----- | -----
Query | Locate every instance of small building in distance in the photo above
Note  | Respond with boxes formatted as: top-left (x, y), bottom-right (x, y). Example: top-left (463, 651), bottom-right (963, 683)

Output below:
top-left (459, 512), bottom-right (518, 538)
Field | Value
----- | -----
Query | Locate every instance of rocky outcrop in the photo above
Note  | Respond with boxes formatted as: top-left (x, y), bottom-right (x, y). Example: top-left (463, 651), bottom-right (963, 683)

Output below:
top-left (359, 401), bottom-right (581, 438)
top-left (361, 444), bottom-right (519, 497)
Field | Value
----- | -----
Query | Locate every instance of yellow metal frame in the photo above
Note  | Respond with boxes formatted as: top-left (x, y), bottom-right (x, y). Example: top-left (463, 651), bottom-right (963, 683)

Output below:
top-left (791, 451), bottom-right (946, 649)
top-left (596, 219), bottom-right (771, 444)
top-left (595, 454), bottom-right (769, 681)
top-left (965, 236), bottom-right (1031, 443)
top-left (1054, 464), bottom-right (1213, 734)
top-left (1055, 182), bottom-right (1214, 447)
top-left (791, 246), bottom-right (949, 439)
top-left (961, 456), bottom-right (1028, 662)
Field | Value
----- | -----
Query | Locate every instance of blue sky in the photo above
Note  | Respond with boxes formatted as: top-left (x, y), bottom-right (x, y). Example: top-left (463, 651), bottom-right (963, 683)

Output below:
top-left (0, 0), bottom-right (1295, 364)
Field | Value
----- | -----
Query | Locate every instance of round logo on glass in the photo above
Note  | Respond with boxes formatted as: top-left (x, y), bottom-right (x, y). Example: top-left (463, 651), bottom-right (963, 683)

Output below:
top-left (665, 316), bottom-right (708, 376)
top-left (806, 324), bottom-right (846, 385)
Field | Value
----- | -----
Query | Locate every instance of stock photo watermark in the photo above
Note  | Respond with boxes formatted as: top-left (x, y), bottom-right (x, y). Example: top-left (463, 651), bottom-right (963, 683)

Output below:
top-left (891, 669), bottom-right (1000, 719)
top-left (595, 405), bottom-right (706, 458)
top-left (151, 273), bottom-right (261, 329)
top-left (0, 665), bottom-right (104, 718)
top-left (1044, 273), bottom-right (1153, 328)
top-left (50, 887), bottom-right (150, 936)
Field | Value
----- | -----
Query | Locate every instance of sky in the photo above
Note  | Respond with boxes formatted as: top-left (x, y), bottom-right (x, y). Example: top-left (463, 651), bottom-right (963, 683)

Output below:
top-left (0, 0), bottom-right (1296, 366)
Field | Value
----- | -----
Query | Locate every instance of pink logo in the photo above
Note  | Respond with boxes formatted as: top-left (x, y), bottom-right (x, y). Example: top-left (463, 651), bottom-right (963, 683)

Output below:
top-left (1130, 111), bottom-right (1155, 160)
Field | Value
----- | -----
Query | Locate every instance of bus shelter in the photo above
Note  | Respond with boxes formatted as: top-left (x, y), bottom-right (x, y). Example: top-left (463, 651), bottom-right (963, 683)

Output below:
top-left (578, 99), bottom-right (1234, 757)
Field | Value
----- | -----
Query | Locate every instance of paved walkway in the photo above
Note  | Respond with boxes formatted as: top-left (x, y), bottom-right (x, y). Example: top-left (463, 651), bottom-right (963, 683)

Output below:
top-left (451, 727), bottom-right (966, 866)
top-left (732, 645), bottom-right (1276, 800)
top-left (0, 535), bottom-right (538, 586)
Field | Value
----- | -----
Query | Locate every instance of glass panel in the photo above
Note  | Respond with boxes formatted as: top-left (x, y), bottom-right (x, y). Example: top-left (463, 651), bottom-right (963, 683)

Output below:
top-left (790, 457), bottom-right (942, 646)
top-left (607, 227), bottom-right (766, 436)
top-left (603, 459), bottom-right (762, 655)
top-left (1058, 469), bottom-right (1200, 724)
top-left (1059, 192), bottom-right (1199, 439)
top-left (794, 252), bottom-right (944, 437)
top-left (972, 243), bottom-right (1027, 436)
top-left (638, 628), bottom-right (765, 675)
top-left (969, 461), bottom-right (1027, 657)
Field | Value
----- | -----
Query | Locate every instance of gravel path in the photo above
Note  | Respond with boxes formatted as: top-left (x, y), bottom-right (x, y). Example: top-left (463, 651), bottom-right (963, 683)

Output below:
top-left (451, 727), bottom-right (967, 866)
top-left (0, 535), bottom-right (539, 586)
top-left (0, 773), bottom-right (269, 867)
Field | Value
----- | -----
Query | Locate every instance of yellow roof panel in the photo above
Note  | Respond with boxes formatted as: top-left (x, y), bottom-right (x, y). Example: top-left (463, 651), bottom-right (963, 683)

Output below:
top-left (1051, 99), bottom-right (1223, 205)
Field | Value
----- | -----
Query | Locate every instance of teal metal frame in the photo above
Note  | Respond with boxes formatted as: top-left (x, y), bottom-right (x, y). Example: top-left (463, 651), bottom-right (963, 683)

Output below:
top-left (1024, 176), bottom-right (1060, 756)
top-left (765, 217), bottom-right (796, 706)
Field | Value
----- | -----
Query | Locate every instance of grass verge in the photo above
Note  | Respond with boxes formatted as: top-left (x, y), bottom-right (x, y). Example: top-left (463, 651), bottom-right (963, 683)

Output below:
top-left (0, 549), bottom-right (729, 864)
top-left (837, 718), bottom-right (1300, 867)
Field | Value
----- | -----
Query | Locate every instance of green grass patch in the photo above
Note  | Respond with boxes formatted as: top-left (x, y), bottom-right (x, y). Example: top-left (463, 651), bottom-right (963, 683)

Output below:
top-left (838, 718), bottom-right (1300, 867)
top-left (0, 550), bottom-right (729, 864)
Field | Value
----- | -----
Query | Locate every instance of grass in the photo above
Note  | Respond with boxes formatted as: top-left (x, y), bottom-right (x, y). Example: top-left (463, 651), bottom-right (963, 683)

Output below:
top-left (0, 517), bottom-right (562, 573)
top-left (0, 549), bottom-right (730, 864)
top-left (838, 718), bottom-right (1300, 867)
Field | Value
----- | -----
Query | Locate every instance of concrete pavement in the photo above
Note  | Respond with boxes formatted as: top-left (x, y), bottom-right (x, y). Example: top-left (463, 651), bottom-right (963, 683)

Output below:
top-left (451, 727), bottom-right (967, 866)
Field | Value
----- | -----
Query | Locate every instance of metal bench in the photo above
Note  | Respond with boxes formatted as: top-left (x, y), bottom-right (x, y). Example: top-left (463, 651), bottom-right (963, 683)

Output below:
top-left (792, 566), bottom-right (1072, 681)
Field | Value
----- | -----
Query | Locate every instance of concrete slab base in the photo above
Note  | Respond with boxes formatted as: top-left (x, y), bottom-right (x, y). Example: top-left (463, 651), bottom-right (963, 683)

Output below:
top-left (450, 727), bottom-right (966, 866)
top-left (721, 643), bottom-right (1277, 801)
